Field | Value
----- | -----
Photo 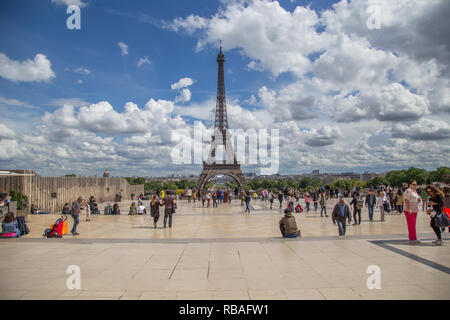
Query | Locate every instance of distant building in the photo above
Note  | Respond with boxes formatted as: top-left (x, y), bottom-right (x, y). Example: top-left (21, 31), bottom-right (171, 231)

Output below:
top-left (361, 172), bottom-right (386, 181)
top-left (312, 169), bottom-right (319, 175)
top-left (103, 169), bottom-right (110, 178)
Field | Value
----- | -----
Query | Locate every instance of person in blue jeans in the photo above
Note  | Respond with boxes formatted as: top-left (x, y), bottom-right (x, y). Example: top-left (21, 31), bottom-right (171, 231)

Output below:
top-left (279, 208), bottom-right (301, 238)
top-left (70, 197), bottom-right (83, 235)
top-left (332, 198), bottom-right (352, 236)
top-left (365, 190), bottom-right (377, 222)
top-left (244, 192), bottom-right (251, 214)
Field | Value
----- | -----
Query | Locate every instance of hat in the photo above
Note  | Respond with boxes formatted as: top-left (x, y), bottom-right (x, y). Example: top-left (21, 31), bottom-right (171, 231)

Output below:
top-left (284, 208), bottom-right (293, 214)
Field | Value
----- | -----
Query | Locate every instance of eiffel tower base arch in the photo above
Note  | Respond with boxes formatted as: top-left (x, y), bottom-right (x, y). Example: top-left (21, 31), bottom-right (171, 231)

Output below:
top-left (198, 163), bottom-right (248, 190)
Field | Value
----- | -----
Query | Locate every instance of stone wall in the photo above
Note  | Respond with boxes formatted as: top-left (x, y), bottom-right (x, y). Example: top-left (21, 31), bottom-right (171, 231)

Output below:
top-left (0, 170), bottom-right (144, 213)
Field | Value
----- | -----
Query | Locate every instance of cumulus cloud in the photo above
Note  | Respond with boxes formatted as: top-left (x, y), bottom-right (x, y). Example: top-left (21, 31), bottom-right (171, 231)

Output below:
top-left (174, 88), bottom-right (192, 103)
top-left (0, 53), bottom-right (55, 82)
top-left (303, 126), bottom-right (342, 147)
top-left (137, 57), bottom-right (151, 67)
top-left (0, 124), bottom-right (16, 139)
top-left (331, 83), bottom-right (430, 122)
top-left (392, 119), bottom-right (450, 140)
top-left (118, 42), bottom-right (129, 56)
top-left (171, 77), bottom-right (194, 90)
top-left (171, 77), bottom-right (195, 103)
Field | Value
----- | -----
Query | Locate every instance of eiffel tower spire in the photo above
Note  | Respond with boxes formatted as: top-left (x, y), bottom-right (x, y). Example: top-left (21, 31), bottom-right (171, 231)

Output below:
top-left (215, 41), bottom-right (229, 133)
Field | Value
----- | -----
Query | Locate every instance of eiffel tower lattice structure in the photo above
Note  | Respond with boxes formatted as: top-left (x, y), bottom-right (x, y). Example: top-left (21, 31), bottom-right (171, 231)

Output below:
top-left (197, 45), bottom-right (248, 190)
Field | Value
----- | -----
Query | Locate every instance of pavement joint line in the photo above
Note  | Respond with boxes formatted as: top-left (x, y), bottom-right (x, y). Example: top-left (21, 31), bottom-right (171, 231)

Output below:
top-left (5, 233), bottom-right (445, 244)
top-left (369, 239), bottom-right (450, 275)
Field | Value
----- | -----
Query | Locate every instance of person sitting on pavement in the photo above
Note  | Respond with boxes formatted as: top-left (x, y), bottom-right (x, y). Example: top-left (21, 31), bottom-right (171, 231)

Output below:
top-left (279, 208), bottom-right (301, 238)
top-left (1, 212), bottom-right (21, 238)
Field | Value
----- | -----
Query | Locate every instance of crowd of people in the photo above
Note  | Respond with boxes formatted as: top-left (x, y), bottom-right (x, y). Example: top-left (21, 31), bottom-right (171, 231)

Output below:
top-left (6, 181), bottom-right (447, 244)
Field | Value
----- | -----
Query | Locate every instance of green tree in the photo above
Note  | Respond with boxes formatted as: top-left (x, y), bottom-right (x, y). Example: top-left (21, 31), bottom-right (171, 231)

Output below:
top-left (429, 167), bottom-right (450, 184)
top-left (386, 170), bottom-right (408, 187)
top-left (404, 167), bottom-right (429, 185)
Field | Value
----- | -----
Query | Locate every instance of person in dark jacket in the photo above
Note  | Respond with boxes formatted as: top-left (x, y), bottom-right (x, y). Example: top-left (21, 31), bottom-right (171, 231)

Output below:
top-left (112, 203), bottom-right (121, 215)
top-left (279, 208), bottom-right (301, 238)
top-left (365, 190), bottom-right (377, 222)
top-left (70, 197), bottom-right (83, 235)
top-left (62, 203), bottom-right (70, 215)
top-left (425, 185), bottom-right (446, 245)
top-left (150, 195), bottom-right (161, 229)
top-left (244, 192), bottom-right (251, 214)
top-left (161, 191), bottom-right (176, 228)
top-left (332, 198), bottom-right (352, 236)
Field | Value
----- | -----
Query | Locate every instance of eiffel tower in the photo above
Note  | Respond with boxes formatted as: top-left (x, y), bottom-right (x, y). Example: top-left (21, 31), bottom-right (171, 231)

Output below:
top-left (197, 44), bottom-right (248, 190)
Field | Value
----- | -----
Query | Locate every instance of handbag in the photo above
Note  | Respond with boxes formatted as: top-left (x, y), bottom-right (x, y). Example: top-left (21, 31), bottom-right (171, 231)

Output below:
top-left (435, 211), bottom-right (450, 228)
top-left (171, 200), bottom-right (177, 214)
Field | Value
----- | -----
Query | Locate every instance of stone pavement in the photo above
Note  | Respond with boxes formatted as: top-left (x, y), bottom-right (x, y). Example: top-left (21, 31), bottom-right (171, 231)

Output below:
top-left (0, 199), bottom-right (449, 300)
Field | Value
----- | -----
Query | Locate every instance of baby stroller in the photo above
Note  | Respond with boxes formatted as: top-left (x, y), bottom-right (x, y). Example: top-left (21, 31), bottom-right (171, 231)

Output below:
top-left (43, 215), bottom-right (68, 238)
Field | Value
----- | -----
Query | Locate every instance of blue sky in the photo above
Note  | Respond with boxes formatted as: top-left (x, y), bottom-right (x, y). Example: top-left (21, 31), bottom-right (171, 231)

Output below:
top-left (0, 0), bottom-right (449, 177)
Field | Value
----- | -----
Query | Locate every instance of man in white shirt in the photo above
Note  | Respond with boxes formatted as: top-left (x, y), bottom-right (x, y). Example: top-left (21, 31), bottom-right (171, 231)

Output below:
top-left (137, 204), bottom-right (146, 215)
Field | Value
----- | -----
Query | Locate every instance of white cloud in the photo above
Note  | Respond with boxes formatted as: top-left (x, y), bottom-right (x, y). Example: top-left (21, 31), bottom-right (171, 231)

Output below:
top-left (51, 0), bottom-right (88, 8)
top-left (0, 124), bottom-right (16, 139)
top-left (171, 77), bottom-right (195, 103)
top-left (0, 96), bottom-right (34, 109)
top-left (74, 66), bottom-right (91, 75)
top-left (48, 98), bottom-right (90, 107)
top-left (174, 88), bottom-right (192, 103)
top-left (171, 77), bottom-right (194, 90)
top-left (118, 42), bottom-right (129, 56)
top-left (137, 57), bottom-right (151, 67)
top-left (0, 53), bottom-right (55, 82)
top-left (165, 14), bottom-right (209, 34)
top-left (392, 119), bottom-right (450, 140)
top-left (303, 126), bottom-right (343, 147)
top-left (77, 79), bottom-right (83, 84)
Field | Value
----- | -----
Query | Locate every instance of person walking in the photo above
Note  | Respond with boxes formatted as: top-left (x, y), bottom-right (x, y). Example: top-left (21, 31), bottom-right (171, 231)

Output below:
top-left (206, 191), bottom-right (211, 208)
top-left (85, 201), bottom-right (91, 222)
top-left (319, 192), bottom-right (328, 217)
top-left (365, 190), bottom-right (377, 222)
top-left (377, 191), bottom-right (386, 222)
top-left (212, 192), bottom-right (218, 208)
top-left (425, 185), bottom-right (446, 245)
top-left (70, 197), bottom-right (83, 236)
top-left (350, 193), bottom-right (362, 225)
top-left (443, 186), bottom-right (450, 233)
top-left (396, 190), bottom-right (404, 213)
top-left (244, 191), bottom-right (251, 214)
top-left (279, 208), bottom-right (301, 238)
top-left (201, 190), bottom-right (206, 208)
top-left (403, 181), bottom-right (421, 244)
top-left (150, 195), bottom-right (161, 229)
top-left (313, 192), bottom-right (318, 211)
top-left (278, 191), bottom-right (283, 209)
top-left (269, 190), bottom-right (274, 209)
top-left (187, 188), bottom-right (192, 203)
top-left (332, 197), bottom-right (352, 236)
top-left (421, 186), bottom-right (429, 212)
top-left (162, 191), bottom-right (176, 228)
top-left (305, 193), bottom-right (310, 212)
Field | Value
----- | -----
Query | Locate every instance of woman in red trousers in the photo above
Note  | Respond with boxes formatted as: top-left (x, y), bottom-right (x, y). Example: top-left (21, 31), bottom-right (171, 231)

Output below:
top-left (403, 181), bottom-right (422, 244)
